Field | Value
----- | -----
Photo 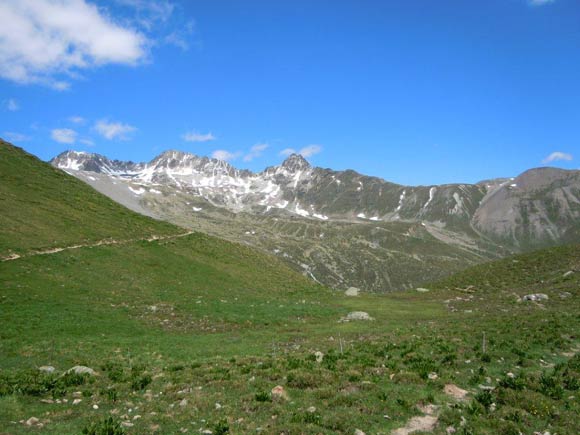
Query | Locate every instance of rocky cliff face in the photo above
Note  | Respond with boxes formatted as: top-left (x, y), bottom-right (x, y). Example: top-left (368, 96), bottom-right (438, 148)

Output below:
top-left (473, 167), bottom-right (580, 248)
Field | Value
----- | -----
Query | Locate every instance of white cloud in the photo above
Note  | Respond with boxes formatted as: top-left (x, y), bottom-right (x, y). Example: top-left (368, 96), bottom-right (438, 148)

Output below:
top-left (80, 138), bottom-right (95, 146)
top-left (68, 116), bottom-right (85, 124)
top-left (542, 151), bottom-right (572, 164)
top-left (94, 120), bottom-right (137, 140)
top-left (529, 0), bottom-right (555, 5)
top-left (3, 132), bottom-right (30, 142)
top-left (116, 0), bottom-right (175, 26)
top-left (4, 98), bottom-right (19, 111)
top-left (164, 20), bottom-right (195, 50)
top-left (243, 143), bottom-right (269, 162)
top-left (116, 1), bottom-right (195, 51)
top-left (280, 145), bottom-right (323, 158)
top-left (51, 128), bottom-right (77, 144)
top-left (182, 131), bottom-right (215, 142)
top-left (0, 0), bottom-right (148, 89)
top-left (279, 148), bottom-right (296, 157)
top-left (299, 144), bottom-right (322, 157)
top-left (212, 150), bottom-right (240, 161)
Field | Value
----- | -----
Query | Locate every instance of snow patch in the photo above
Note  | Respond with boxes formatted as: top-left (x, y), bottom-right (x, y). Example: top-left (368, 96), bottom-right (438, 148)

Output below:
top-left (395, 190), bottom-right (406, 212)
top-left (128, 186), bottom-right (145, 195)
top-left (451, 192), bottom-right (464, 214)
top-left (294, 203), bottom-right (310, 217)
top-left (423, 187), bottom-right (436, 209)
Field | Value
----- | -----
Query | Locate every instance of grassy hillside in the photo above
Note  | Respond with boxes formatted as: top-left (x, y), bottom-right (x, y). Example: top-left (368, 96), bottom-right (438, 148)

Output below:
top-left (0, 141), bottom-right (179, 257)
top-left (1, 237), bottom-right (579, 434)
top-left (1, 143), bottom-right (579, 434)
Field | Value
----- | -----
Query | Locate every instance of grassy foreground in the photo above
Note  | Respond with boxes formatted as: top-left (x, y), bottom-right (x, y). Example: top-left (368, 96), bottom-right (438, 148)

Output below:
top-left (1, 143), bottom-right (579, 434)
top-left (1, 238), bottom-right (579, 434)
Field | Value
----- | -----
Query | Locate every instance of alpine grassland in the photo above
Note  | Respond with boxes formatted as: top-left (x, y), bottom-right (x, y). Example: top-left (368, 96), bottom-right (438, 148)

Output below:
top-left (1, 143), bottom-right (579, 434)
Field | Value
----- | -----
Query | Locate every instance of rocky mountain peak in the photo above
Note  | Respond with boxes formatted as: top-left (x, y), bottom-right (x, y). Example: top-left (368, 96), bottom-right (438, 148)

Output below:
top-left (281, 153), bottom-right (311, 172)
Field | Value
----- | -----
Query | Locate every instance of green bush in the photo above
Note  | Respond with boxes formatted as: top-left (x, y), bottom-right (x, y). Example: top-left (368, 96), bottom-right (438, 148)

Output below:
top-left (82, 416), bottom-right (126, 435)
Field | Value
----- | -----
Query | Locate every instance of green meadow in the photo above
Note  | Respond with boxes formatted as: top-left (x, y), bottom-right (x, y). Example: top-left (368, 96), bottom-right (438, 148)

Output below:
top-left (1, 143), bottom-right (579, 434)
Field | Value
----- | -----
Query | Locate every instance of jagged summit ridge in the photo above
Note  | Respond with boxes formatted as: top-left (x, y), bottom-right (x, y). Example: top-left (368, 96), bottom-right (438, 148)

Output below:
top-left (51, 149), bottom-right (580, 246)
top-left (281, 153), bottom-right (311, 172)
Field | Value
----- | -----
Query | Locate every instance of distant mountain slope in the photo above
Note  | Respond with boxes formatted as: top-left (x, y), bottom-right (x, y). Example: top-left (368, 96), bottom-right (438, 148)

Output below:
top-left (50, 148), bottom-right (580, 291)
top-left (474, 167), bottom-right (580, 248)
top-left (52, 150), bottom-right (490, 230)
top-left (52, 149), bottom-right (580, 248)
top-left (0, 140), bottom-right (179, 257)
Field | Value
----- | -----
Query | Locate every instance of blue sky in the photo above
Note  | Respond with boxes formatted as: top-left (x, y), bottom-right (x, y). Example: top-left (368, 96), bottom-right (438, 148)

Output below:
top-left (1, 0), bottom-right (578, 185)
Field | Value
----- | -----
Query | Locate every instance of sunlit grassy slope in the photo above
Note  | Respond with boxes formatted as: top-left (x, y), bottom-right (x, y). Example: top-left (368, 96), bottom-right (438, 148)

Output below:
top-left (1, 143), bottom-right (579, 434)
top-left (0, 140), bottom-right (179, 256)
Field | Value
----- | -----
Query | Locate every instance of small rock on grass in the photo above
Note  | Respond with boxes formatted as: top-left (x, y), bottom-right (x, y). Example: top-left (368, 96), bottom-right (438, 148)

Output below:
top-left (444, 384), bottom-right (469, 401)
top-left (314, 351), bottom-right (324, 363)
top-left (345, 287), bottom-right (360, 296)
top-left (340, 311), bottom-right (374, 322)
top-left (25, 417), bottom-right (39, 426)
top-left (66, 365), bottom-right (96, 376)
top-left (522, 293), bottom-right (549, 302)
top-left (271, 385), bottom-right (289, 401)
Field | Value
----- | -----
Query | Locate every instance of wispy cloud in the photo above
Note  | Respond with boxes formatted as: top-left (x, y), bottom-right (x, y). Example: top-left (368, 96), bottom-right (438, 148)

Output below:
top-left (280, 145), bottom-right (323, 158)
top-left (94, 120), bottom-right (137, 140)
top-left (51, 128), bottom-right (77, 144)
top-left (68, 116), bottom-right (85, 124)
top-left (4, 98), bottom-right (19, 111)
top-left (80, 138), bottom-right (95, 147)
top-left (300, 145), bottom-right (323, 157)
top-left (243, 143), bottom-right (269, 162)
top-left (116, 0), bottom-right (175, 26)
top-left (3, 132), bottom-right (30, 142)
top-left (212, 150), bottom-right (241, 161)
top-left (542, 151), bottom-right (572, 164)
top-left (182, 131), bottom-right (216, 143)
top-left (164, 20), bottom-right (195, 51)
top-left (529, 0), bottom-right (556, 6)
top-left (0, 0), bottom-right (148, 89)
top-left (280, 148), bottom-right (296, 157)
top-left (117, 0), bottom-right (195, 51)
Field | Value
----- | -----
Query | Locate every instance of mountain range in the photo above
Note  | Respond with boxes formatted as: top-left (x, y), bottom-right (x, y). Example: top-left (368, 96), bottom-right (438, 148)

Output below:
top-left (51, 149), bottom-right (580, 291)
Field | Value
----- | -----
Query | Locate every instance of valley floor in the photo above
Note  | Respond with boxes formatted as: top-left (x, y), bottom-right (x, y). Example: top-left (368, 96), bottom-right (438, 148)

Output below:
top-left (1, 238), bottom-right (579, 434)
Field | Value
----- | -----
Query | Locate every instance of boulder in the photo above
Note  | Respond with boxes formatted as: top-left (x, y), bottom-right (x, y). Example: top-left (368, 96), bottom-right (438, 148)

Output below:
top-left (38, 366), bottom-right (55, 374)
top-left (341, 311), bottom-right (374, 322)
top-left (25, 417), bottom-right (39, 426)
top-left (66, 365), bottom-right (96, 376)
top-left (345, 287), bottom-right (360, 296)
top-left (522, 294), bottom-right (549, 302)
top-left (444, 384), bottom-right (469, 401)
top-left (271, 385), bottom-right (289, 401)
